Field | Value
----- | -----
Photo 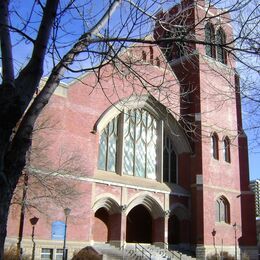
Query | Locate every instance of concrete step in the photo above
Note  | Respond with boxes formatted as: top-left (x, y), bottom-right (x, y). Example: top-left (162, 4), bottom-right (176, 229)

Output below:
top-left (92, 243), bottom-right (196, 260)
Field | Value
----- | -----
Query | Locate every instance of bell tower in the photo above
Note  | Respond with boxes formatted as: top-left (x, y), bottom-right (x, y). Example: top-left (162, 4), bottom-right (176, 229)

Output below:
top-left (155, 0), bottom-right (257, 258)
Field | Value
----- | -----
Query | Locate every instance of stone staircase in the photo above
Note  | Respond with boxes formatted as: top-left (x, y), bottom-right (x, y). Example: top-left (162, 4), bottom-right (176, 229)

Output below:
top-left (93, 243), bottom-right (134, 259)
top-left (92, 243), bottom-right (196, 260)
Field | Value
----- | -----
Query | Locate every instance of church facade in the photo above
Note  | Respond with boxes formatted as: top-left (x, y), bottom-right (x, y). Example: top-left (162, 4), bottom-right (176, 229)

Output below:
top-left (6, 0), bottom-right (257, 259)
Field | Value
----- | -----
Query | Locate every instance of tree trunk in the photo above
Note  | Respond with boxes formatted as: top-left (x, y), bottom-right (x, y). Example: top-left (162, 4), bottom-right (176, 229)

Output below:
top-left (0, 182), bottom-right (14, 259)
top-left (0, 125), bottom-right (30, 259)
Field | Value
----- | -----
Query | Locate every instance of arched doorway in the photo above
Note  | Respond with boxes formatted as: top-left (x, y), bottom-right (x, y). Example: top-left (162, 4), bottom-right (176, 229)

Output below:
top-left (126, 205), bottom-right (152, 243)
top-left (168, 214), bottom-right (180, 244)
top-left (93, 207), bottom-right (109, 242)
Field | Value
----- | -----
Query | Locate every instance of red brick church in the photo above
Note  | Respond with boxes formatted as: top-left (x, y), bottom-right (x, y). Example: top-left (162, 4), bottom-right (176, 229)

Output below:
top-left (6, 0), bottom-right (257, 259)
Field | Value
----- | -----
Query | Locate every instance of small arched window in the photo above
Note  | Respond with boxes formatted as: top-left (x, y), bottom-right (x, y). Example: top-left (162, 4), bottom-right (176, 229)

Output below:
top-left (211, 132), bottom-right (219, 160)
top-left (205, 23), bottom-right (215, 58)
top-left (142, 51), bottom-right (147, 62)
top-left (215, 196), bottom-right (230, 223)
top-left (149, 46), bottom-right (154, 64)
top-left (216, 28), bottom-right (227, 64)
top-left (156, 57), bottom-right (160, 67)
top-left (223, 137), bottom-right (231, 163)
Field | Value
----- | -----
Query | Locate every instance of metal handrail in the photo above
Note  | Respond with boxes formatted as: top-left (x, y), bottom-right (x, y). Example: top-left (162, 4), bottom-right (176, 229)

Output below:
top-left (135, 243), bottom-right (152, 260)
top-left (161, 242), bottom-right (182, 259)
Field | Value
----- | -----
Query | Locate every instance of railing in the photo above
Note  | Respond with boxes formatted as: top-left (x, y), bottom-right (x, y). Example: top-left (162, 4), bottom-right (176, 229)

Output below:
top-left (135, 243), bottom-right (152, 260)
top-left (161, 242), bottom-right (182, 259)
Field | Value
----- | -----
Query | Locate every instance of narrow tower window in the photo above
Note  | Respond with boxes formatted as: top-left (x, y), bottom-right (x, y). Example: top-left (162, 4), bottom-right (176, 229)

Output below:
top-left (216, 28), bottom-right (227, 64)
top-left (223, 137), bottom-right (231, 163)
top-left (211, 133), bottom-right (219, 160)
top-left (205, 23), bottom-right (215, 58)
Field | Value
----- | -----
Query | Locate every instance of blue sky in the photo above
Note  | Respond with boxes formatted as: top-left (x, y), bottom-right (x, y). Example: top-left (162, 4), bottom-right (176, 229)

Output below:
top-left (249, 152), bottom-right (260, 180)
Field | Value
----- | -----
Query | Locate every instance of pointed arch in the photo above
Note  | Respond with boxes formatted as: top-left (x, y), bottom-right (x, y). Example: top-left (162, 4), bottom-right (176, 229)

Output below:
top-left (92, 196), bottom-right (121, 215)
top-left (94, 95), bottom-right (191, 155)
top-left (126, 193), bottom-right (164, 219)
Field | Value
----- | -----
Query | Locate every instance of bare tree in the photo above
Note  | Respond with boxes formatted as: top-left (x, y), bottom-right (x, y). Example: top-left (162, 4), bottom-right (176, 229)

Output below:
top-left (0, 0), bottom-right (259, 257)
top-left (10, 113), bottom-right (84, 256)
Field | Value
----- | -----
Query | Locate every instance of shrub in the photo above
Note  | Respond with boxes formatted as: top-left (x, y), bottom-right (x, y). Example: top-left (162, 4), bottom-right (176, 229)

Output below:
top-left (72, 247), bottom-right (102, 260)
top-left (4, 245), bottom-right (30, 260)
top-left (207, 251), bottom-right (235, 260)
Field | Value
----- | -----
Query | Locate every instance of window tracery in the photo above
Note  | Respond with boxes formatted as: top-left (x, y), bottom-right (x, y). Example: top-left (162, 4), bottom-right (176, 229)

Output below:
top-left (98, 108), bottom-right (178, 183)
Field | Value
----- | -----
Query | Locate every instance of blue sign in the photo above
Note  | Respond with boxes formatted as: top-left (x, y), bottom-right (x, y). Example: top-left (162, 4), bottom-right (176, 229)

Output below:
top-left (51, 221), bottom-right (65, 240)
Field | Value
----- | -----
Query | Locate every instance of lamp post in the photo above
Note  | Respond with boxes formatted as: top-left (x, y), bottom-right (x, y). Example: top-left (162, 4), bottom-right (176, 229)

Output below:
top-left (211, 229), bottom-right (217, 255)
top-left (17, 171), bottom-right (29, 259)
top-left (233, 222), bottom-right (237, 260)
top-left (62, 208), bottom-right (71, 260)
top-left (29, 216), bottom-right (39, 260)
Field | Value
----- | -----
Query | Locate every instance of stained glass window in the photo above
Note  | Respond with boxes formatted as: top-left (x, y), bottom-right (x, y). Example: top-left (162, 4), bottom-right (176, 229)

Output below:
top-left (98, 116), bottom-right (118, 172)
top-left (123, 109), bottom-right (157, 179)
top-left (163, 135), bottom-right (177, 183)
top-left (98, 108), bottom-right (177, 182)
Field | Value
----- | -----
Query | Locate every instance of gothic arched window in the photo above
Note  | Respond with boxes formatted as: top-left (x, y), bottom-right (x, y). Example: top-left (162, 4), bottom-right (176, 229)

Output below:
top-left (216, 28), bottom-right (227, 64)
top-left (215, 196), bottom-right (230, 223)
top-left (163, 135), bottom-right (177, 183)
top-left (205, 23), bottom-right (215, 58)
top-left (223, 136), bottom-right (231, 163)
top-left (98, 108), bottom-right (178, 183)
top-left (211, 132), bottom-right (219, 160)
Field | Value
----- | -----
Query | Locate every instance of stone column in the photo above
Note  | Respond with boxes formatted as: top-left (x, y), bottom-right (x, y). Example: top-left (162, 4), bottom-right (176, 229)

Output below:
top-left (119, 205), bottom-right (127, 248)
top-left (164, 210), bottom-right (170, 247)
top-left (153, 210), bottom-right (170, 248)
